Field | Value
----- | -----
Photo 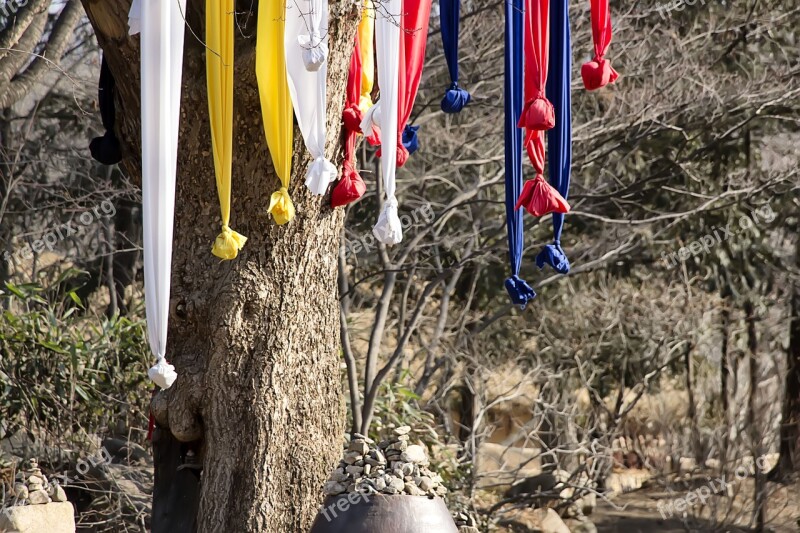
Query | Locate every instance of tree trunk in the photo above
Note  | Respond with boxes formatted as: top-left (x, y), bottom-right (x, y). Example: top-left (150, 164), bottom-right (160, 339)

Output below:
top-left (684, 341), bottom-right (703, 463)
top-left (79, 1), bottom-right (356, 531)
top-left (744, 299), bottom-right (766, 531)
top-left (776, 238), bottom-right (800, 476)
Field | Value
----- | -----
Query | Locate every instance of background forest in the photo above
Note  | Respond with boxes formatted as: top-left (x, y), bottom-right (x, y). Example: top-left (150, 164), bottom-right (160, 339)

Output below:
top-left (1, 0), bottom-right (799, 531)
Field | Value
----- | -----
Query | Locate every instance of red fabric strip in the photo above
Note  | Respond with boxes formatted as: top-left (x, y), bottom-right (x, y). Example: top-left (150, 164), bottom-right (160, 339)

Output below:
top-left (332, 37), bottom-right (368, 208)
top-left (581, 0), bottom-right (619, 90)
top-left (518, 0), bottom-right (555, 132)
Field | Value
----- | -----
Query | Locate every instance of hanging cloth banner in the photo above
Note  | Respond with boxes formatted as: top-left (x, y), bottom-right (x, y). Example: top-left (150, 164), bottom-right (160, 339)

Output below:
top-left (331, 3), bottom-right (377, 208)
top-left (439, 0), bottom-right (471, 113)
top-left (503, 0), bottom-right (536, 306)
top-left (581, 0), bottom-right (619, 90)
top-left (137, 0), bottom-right (185, 389)
top-left (514, 0), bottom-right (570, 218)
top-left (396, 0), bottom-right (432, 164)
top-left (285, 0), bottom-right (337, 196)
top-left (331, 36), bottom-right (368, 208)
top-left (208, 0), bottom-right (247, 260)
top-left (537, 0), bottom-right (571, 273)
top-left (89, 56), bottom-right (122, 166)
top-left (257, 0), bottom-right (295, 225)
top-left (358, 0), bottom-right (376, 116)
top-left (361, 0), bottom-right (402, 244)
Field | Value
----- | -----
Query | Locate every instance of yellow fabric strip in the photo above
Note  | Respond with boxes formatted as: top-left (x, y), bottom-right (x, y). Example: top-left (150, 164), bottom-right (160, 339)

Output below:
top-left (207, 0), bottom-right (247, 259)
top-left (358, 0), bottom-right (375, 114)
top-left (256, 0), bottom-right (295, 225)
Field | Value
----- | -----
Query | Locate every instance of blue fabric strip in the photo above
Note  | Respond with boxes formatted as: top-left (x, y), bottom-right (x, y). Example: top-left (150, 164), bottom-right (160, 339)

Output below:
top-left (537, 0), bottom-right (572, 274)
top-left (440, 0), bottom-right (471, 113)
top-left (504, 0), bottom-right (536, 306)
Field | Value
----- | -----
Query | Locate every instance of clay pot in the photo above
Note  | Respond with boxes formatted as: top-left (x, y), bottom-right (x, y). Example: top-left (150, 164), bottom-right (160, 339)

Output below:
top-left (310, 494), bottom-right (459, 533)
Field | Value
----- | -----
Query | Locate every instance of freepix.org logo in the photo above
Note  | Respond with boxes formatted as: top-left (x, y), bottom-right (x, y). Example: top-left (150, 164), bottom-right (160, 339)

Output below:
top-left (660, 203), bottom-right (775, 270)
top-left (0, 0), bottom-right (31, 19)
top-left (2, 200), bottom-right (116, 264)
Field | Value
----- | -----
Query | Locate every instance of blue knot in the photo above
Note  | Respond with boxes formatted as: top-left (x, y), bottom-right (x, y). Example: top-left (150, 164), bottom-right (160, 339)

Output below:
top-left (402, 124), bottom-right (420, 155)
top-left (90, 131), bottom-right (122, 166)
top-left (505, 275), bottom-right (536, 308)
top-left (535, 242), bottom-right (570, 274)
top-left (440, 82), bottom-right (471, 113)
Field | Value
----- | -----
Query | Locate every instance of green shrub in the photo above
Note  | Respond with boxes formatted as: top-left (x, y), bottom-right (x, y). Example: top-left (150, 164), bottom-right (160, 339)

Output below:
top-left (0, 270), bottom-right (151, 447)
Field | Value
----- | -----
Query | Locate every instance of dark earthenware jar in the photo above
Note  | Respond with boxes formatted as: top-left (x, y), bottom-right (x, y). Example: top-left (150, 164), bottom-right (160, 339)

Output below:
top-left (309, 494), bottom-right (458, 533)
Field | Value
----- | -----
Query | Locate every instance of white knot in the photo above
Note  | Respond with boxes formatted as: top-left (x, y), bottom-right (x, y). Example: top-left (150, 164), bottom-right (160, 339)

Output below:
top-left (128, 0), bottom-right (141, 36)
top-left (360, 100), bottom-right (382, 136)
top-left (305, 157), bottom-right (338, 195)
top-left (372, 197), bottom-right (403, 245)
top-left (148, 357), bottom-right (177, 389)
top-left (298, 33), bottom-right (328, 72)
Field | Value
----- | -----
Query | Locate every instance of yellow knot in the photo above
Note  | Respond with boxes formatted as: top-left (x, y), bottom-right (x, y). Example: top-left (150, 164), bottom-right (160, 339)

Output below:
top-left (212, 225), bottom-right (247, 260)
top-left (358, 95), bottom-right (374, 115)
top-left (268, 187), bottom-right (295, 225)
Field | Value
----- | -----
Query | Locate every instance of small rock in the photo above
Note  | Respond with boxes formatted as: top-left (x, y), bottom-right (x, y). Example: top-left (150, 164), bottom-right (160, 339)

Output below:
top-left (345, 465), bottom-right (364, 476)
top-left (331, 468), bottom-right (349, 482)
top-left (390, 477), bottom-right (405, 491)
top-left (52, 485), bottom-right (68, 503)
top-left (349, 440), bottom-right (370, 455)
top-left (401, 463), bottom-right (414, 477)
top-left (404, 482), bottom-right (424, 496)
top-left (401, 445), bottom-right (427, 464)
top-left (27, 490), bottom-right (51, 505)
top-left (343, 451), bottom-right (362, 464)
top-left (387, 440), bottom-right (408, 452)
top-left (27, 482), bottom-right (44, 492)
top-left (323, 481), bottom-right (347, 496)
top-left (14, 483), bottom-right (28, 500)
top-left (418, 476), bottom-right (434, 491)
top-left (374, 477), bottom-right (387, 491)
top-left (459, 528), bottom-right (480, 533)
top-left (364, 464), bottom-right (372, 476)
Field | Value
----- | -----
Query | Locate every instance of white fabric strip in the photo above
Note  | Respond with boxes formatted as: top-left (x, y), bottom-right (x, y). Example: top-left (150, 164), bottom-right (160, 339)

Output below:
top-left (297, 0), bottom-right (329, 71)
top-left (285, 0), bottom-right (337, 196)
top-left (363, 0), bottom-right (403, 244)
top-left (140, 0), bottom-right (185, 389)
top-left (128, 0), bottom-right (141, 35)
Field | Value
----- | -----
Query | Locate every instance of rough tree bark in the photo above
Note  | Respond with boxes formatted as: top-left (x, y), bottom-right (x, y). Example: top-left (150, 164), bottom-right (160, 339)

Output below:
top-left (79, 1), bottom-right (357, 531)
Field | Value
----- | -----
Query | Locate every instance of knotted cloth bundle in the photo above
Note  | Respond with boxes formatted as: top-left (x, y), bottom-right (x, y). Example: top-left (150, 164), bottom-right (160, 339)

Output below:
top-left (257, 0), bottom-right (295, 224)
top-left (581, 0), bottom-right (619, 90)
top-left (517, 0), bottom-right (554, 133)
top-left (331, 35), bottom-right (368, 208)
top-left (439, 0), bottom-right (471, 113)
top-left (285, 0), bottom-right (337, 196)
top-left (131, 0), bottom-right (185, 389)
top-left (207, 0), bottom-right (247, 260)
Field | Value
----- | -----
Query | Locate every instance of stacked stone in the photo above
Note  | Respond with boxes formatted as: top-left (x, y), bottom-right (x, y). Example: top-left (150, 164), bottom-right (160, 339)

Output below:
top-left (453, 510), bottom-right (479, 533)
top-left (323, 426), bottom-right (448, 498)
top-left (11, 458), bottom-right (67, 506)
